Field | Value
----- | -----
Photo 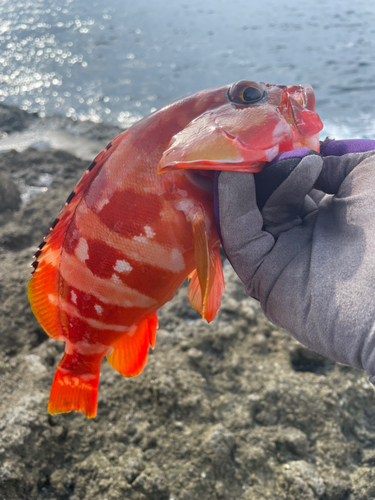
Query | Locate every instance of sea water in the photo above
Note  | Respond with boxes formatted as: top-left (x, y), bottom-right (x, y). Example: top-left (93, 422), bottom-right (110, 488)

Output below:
top-left (1, 0), bottom-right (375, 139)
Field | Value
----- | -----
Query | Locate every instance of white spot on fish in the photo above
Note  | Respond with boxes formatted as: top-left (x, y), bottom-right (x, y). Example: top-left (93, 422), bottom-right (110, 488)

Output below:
top-left (133, 235), bottom-right (147, 243)
top-left (111, 273), bottom-right (121, 284)
top-left (170, 248), bottom-right (185, 273)
top-left (96, 197), bottom-right (110, 211)
top-left (144, 225), bottom-right (155, 238)
top-left (173, 198), bottom-right (195, 217)
top-left (273, 120), bottom-right (289, 138)
top-left (94, 304), bottom-right (103, 315)
top-left (126, 324), bottom-right (137, 337)
top-left (70, 290), bottom-right (77, 305)
top-left (48, 294), bottom-right (58, 305)
top-left (62, 375), bottom-right (80, 387)
top-left (75, 238), bottom-right (89, 262)
top-left (114, 260), bottom-right (133, 273)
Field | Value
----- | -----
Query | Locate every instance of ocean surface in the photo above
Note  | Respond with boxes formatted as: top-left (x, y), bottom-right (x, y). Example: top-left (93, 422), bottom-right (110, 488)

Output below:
top-left (1, 0), bottom-right (375, 139)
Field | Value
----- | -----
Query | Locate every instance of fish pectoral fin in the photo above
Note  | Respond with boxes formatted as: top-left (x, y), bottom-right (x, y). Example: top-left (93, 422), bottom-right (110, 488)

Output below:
top-left (187, 245), bottom-right (225, 323)
top-left (190, 210), bottom-right (210, 317)
top-left (48, 350), bottom-right (106, 418)
top-left (106, 312), bottom-right (158, 378)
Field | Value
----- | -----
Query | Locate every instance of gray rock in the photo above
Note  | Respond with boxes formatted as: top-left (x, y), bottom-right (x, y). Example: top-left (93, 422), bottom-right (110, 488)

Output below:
top-left (0, 173), bottom-right (21, 212)
top-left (0, 103), bottom-right (38, 133)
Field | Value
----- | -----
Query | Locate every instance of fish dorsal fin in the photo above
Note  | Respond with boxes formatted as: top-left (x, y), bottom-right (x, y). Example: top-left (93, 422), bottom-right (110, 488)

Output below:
top-left (28, 132), bottom-right (126, 341)
top-left (187, 210), bottom-right (225, 321)
top-left (106, 312), bottom-right (158, 377)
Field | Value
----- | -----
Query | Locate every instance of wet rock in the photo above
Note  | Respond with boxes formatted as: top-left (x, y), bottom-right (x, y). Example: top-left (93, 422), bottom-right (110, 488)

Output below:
top-left (49, 468), bottom-right (71, 497)
top-left (0, 103), bottom-right (38, 133)
top-left (202, 424), bottom-right (235, 474)
top-left (282, 461), bottom-right (325, 499)
top-left (131, 464), bottom-right (169, 499)
top-left (0, 173), bottom-right (21, 212)
top-left (119, 448), bottom-right (145, 484)
top-left (290, 345), bottom-right (335, 375)
top-left (187, 347), bottom-right (203, 365)
top-left (323, 480), bottom-right (350, 500)
top-left (276, 427), bottom-right (309, 457)
top-left (348, 466), bottom-right (375, 500)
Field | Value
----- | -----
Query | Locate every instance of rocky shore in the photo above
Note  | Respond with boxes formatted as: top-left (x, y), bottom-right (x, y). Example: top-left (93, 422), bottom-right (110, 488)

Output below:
top-left (1, 105), bottom-right (375, 500)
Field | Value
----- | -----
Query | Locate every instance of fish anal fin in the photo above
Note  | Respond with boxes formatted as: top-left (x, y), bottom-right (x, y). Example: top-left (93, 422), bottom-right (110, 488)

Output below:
top-left (106, 312), bottom-right (158, 378)
top-left (48, 350), bottom-right (105, 418)
top-left (187, 246), bottom-right (224, 322)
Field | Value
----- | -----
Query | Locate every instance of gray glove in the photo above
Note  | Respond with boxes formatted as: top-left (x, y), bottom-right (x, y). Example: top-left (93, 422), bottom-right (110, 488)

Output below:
top-left (217, 147), bottom-right (375, 382)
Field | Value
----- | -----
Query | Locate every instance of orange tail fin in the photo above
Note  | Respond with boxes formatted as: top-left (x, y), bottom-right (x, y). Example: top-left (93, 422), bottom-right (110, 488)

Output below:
top-left (187, 246), bottom-right (224, 322)
top-left (48, 350), bottom-right (105, 418)
top-left (106, 312), bottom-right (158, 377)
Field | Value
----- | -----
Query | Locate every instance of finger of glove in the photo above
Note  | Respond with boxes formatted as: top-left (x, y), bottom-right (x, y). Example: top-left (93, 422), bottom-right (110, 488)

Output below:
top-left (255, 149), bottom-right (316, 211)
top-left (317, 150), bottom-right (375, 194)
top-left (217, 171), bottom-right (275, 287)
top-left (261, 155), bottom-right (323, 233)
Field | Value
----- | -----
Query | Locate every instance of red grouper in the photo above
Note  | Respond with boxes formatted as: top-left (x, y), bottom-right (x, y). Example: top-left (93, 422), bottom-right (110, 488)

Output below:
top-left (28, 80), bottom-right (323, 417)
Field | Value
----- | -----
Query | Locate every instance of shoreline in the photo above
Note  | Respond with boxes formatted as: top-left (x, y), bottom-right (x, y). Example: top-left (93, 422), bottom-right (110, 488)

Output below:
top-left (0, 102), bottom-right (125, 161)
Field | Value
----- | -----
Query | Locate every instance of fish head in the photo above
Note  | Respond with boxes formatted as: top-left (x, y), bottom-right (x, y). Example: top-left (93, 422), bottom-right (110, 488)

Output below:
top-left (157, 80), bottom-right (323, 174)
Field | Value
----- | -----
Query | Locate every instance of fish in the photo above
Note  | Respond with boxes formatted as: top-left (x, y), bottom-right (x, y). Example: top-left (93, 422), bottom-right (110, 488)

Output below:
top-left (28, 80), bottom-right (323, 417)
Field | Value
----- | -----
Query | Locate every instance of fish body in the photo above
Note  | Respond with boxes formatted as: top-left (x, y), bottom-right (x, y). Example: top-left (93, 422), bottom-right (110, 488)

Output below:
top-left (28, 81), bottom-right (323, 417)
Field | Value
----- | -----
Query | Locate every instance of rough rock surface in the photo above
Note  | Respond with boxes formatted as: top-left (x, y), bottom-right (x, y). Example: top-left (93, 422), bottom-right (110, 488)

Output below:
top-left (0, 103), bottom-right (39, 134)
top-left (1, 113), bottom-right (375, 499)
top-left (0, 173), bottom-right (21, 212)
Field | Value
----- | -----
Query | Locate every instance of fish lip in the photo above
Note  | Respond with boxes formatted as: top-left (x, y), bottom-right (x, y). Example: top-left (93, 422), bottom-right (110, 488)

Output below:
top-left (277, 87), bottom-right (323, 137)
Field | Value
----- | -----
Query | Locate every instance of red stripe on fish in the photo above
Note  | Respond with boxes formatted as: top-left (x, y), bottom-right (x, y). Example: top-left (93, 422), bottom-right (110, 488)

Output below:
top-left (95, 190), bottom-right (163, 238)
top-left (83, 239), bottom-right (178, 300)
top-left (65, 283), bottom-right (150, 327)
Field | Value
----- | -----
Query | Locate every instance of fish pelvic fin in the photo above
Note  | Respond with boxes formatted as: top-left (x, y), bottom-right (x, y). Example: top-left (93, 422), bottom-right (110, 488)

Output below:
top-left (48, 350), bottom-right (105, 418)
top-left (187, 245), bottom-right (224, 322)
top-left (106, 312), bottom-right (158, 377)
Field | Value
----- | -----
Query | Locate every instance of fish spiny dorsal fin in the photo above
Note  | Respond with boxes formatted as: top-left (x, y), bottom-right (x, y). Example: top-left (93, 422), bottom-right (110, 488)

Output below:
top-left (28, 132), bottom-right (126, 341)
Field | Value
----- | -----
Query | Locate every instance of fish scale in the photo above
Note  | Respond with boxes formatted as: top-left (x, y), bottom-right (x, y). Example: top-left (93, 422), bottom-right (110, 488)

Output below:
top-left (28, 80), bottom-right (323, 417)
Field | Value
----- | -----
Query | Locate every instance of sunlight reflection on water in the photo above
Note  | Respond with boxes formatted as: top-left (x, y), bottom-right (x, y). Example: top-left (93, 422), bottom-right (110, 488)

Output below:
top-left (1, 0), bottom-right (375, 138)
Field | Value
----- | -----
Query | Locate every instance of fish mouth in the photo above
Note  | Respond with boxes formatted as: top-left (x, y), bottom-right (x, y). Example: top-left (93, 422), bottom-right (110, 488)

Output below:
top-left (278, 85), bottom-right (323, 137)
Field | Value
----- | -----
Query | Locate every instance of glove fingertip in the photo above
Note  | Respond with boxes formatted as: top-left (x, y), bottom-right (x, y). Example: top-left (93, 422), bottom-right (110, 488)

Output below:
top-left (255, 151), bottom-right (321, 211)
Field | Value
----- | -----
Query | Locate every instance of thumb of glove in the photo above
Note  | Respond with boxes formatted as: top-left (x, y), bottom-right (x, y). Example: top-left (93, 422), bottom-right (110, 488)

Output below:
top-left (255, 154), bottom-right (323, 236)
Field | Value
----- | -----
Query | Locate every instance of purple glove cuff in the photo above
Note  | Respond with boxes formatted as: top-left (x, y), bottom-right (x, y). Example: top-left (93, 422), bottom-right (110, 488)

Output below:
top-left (269, 139), bottom-right (375, 166)
top-left (269, 148), bottom-right (311, 165)
top-left (319, 138), bottom-right (375, 156)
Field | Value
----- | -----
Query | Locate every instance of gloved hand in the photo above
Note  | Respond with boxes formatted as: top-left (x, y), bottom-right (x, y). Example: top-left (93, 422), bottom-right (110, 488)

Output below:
top-left (215, 139), bottom-right (375, 382)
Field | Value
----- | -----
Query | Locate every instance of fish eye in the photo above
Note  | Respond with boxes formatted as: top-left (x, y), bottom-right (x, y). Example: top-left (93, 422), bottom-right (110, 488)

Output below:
top-left (228, 80), bottom-right (265, 106)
